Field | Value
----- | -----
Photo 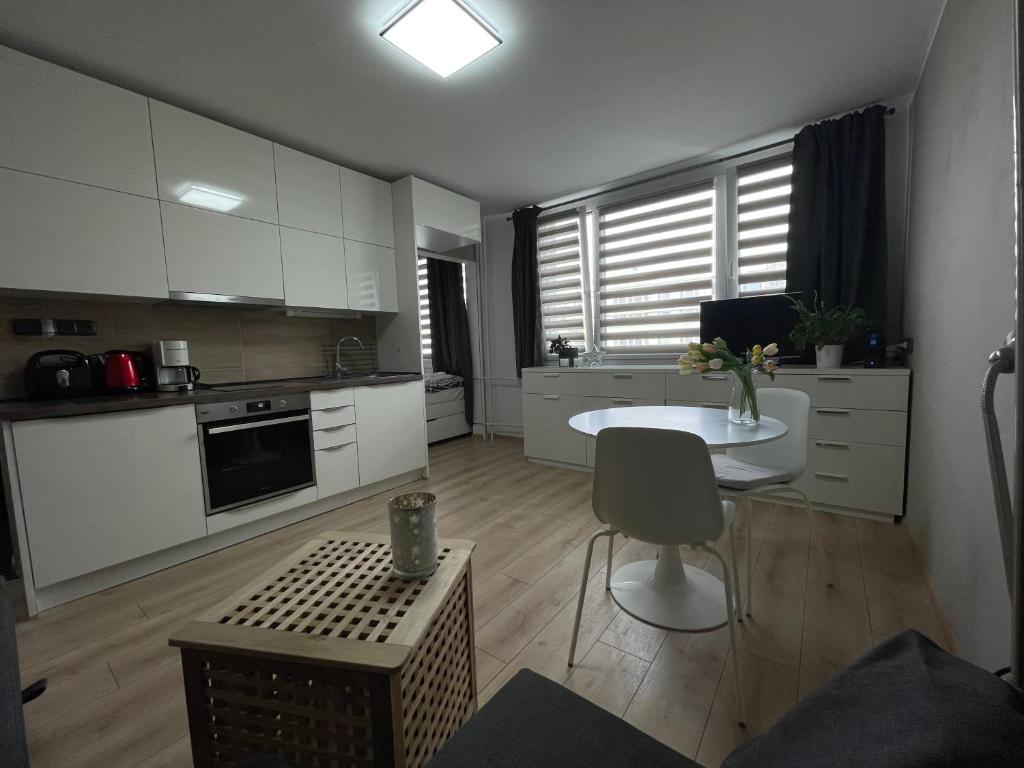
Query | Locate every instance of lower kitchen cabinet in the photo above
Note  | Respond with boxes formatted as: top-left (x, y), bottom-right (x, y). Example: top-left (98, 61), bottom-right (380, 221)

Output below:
top-left (315, 442), bottom-right (361, 499)
top-left (354, 381), bottom-right (426, 485)
top-left (11, 406), bottom-right (207, 587)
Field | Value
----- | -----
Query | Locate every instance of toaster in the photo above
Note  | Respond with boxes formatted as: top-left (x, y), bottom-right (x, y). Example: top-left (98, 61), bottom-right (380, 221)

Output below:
top-left (24, 350), bottom-right (100, 399)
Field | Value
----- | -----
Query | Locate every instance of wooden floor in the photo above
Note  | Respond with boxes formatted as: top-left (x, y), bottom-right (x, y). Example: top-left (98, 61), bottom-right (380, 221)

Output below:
top-left (15, 435), bottom-right (952, 768)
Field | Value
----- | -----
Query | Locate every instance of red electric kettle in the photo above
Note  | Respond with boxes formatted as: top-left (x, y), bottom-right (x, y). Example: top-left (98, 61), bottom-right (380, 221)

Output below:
top-left (101, 350), bottom-right (151, 393)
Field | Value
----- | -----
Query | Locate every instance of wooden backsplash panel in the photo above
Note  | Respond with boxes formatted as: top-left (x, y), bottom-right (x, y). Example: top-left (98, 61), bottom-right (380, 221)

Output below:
top-left (0, 296), bottom-right (378, 400)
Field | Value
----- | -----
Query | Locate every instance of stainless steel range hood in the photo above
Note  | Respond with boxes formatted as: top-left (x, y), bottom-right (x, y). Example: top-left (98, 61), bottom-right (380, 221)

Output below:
top-left (167, 291), bottom-right (285, 308)
top-left (416, 224), bottom-right (479, 260)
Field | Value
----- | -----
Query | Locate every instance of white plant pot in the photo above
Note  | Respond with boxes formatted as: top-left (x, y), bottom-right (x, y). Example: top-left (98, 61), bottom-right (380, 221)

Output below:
top-left (816, 344), bottom-right (844, 369)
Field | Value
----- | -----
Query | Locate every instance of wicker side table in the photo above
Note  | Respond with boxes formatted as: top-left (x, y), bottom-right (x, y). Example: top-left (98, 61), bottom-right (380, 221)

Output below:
top-left (169, 532), bottom-right (477, 768)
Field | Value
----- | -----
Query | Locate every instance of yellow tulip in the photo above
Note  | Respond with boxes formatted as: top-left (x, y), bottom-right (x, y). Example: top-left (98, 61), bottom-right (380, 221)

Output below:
top-left (752, 344), bottom-right (763, 357)
top-left (751, 355), bottom-right (764, 365)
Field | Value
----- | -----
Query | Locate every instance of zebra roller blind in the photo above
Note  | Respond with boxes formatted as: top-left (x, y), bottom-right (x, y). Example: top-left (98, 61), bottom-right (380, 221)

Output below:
top-left (736, 155), bottom-right (793, 296)
top-left (537, 210), bottom-right (587, 352)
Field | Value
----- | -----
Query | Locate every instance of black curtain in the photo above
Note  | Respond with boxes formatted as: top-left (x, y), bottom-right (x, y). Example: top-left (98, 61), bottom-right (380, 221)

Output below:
top-left (427, 258), bottom-right (474, 424)
top-left (785, 105), bottom-right (888, 327)
top-left (510, 207), bottom-right (543, 376)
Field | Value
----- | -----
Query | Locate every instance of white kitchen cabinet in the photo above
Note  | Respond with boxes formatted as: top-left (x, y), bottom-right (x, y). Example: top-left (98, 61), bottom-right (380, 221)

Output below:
top-left (11, 406), bottom-right (207, 588)
top-left (316, 442), bottom-right (361, 499)
top-left (0, 45), bottom-right (157, 197)
top-left (280, 227), bottom-right (348, 309)
top-left (522, 393), bottom-right (590, 466)
top-left (274, 145), bottom-right (344, 237)
top-left (340, 167), bottom-right (395, 248)
top-left (149, 100), bottom-right (278, 223)
top-left (0, 168), bottom-right (168, 298)
top-left (411, 177), bottom-right (481, 241)
top-left (354, 382), bottom-right (427, 485)
top-left (162, 202), bottom-right (284, 300)
top-left (345, 240), bottom-right (399, 311)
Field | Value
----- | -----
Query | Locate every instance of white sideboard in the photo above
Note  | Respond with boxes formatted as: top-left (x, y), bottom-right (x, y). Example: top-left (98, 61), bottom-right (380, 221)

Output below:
top-left (522, 365), bottom-right (910, 520)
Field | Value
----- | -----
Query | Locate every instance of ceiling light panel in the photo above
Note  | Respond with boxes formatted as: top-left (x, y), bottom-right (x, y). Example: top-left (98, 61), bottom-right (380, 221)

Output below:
top-left (382, 0), bottom-right (501, 78)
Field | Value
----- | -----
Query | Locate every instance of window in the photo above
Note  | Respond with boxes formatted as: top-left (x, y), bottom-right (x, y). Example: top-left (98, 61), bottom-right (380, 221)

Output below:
top-left (534, 149), bottom-right (794, 358)
top-left (418, 257), bottom-right (432, 370)
top-left (736, 155), bottom-right (793, 296)
top-left (537, 210), bottom-right (587, 353)
top-left (596, 181), bottom-right (715, 352)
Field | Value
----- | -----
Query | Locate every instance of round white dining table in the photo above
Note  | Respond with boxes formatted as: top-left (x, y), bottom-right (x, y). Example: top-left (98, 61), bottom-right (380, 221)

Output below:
top-left (568, 405), bottom-right (788, 633)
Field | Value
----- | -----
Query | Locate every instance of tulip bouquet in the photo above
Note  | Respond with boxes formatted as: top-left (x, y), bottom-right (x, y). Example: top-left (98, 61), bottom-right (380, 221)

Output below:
top-left (678, 338), bottom-right (779, 423)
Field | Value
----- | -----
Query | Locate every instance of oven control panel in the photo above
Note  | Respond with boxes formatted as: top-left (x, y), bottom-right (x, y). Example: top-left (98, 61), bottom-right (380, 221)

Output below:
top-left (195, 392), bottom-right (311, 424)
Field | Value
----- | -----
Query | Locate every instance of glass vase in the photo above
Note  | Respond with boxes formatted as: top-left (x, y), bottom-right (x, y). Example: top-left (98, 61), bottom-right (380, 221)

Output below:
top-left (729, 368), bottom-right (760, 425)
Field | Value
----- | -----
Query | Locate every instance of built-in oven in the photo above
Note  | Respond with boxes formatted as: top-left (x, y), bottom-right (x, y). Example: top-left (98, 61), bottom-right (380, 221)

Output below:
top-left (196, 393), bottom-right (316, 515)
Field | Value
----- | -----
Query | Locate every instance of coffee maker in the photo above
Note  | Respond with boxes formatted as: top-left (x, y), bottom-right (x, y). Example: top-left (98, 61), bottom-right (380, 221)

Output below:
top-left (151, 340), bottom-right (201, 392)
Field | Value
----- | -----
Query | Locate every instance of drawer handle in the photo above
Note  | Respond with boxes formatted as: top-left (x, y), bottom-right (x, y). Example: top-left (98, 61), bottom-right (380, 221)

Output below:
top-left (612, 398), bottom-right (633, 405)
top-left (319, 424), bottom-right (350, 432)
top-left (815, 471), bottom-right (849, 481)
top-left (817, 376), bottom-right (852, 382)
top-left (612, 374), bottom-right (634, 379)
top-left (815, 440), bottom-right (850, 449)
top-left (320, 441), bottom-right (356, 451)
top-left (543, 373), bottom-right (560, 378)
top-left (544, 395), bottom-right (561, 400)
top-left (318, 405), bottom-right (351, 412)
top-left (701, 374), bottom-right (729, 381)
top-left (701, 402), bottom-right (728, 409)
top-left (816, 408), bottom-right (851, 415)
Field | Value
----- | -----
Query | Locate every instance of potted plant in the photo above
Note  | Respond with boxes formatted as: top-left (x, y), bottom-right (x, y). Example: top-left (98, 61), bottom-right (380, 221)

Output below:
top-left (678, 338), bottom-right (778, 424)
top-left (548, 335), bottom-right (578, 367)
top-left (788, 295), bottom-right (868, 369)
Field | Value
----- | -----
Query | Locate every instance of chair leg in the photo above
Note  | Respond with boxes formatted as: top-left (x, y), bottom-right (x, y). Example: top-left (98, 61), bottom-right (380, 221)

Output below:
top-left (568, 529), bottom-right (612, 667)
top-left (727, 522), bottom-right (743, 623)
top-left (606, 529), bottom-right (615, 591)
top-left (701, 544), bottom-right (746, 727)
top-left (743, 495), bottom-right (754, 617)
top-left (764, 487), bottom-right (835, 588)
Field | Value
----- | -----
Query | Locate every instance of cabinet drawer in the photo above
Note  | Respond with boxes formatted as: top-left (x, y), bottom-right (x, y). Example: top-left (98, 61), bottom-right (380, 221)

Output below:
top-left (808, 407), bottom-right (907, 446)
top-left (311, 388), bottom-right (355, 410)
top-left (315, 442), bottom-right (360, 499)
top-left (312, 405), bottom-right (356, 431)
top-left (522, 370), bottom-right (581, 395)
top-left (766, 374), bottom-right (908, 411)
top-left (586, 373), bottom-right (666, 399)
top-left (582, 397), bottom-right (662, 466)
top-left (522, 393), bottom-right (588, 465)
top-left (313, 422), bottom-right (357, 450)
top-left (666, 372), bottom-right (732, 403)
top-left (805, 440), bottom-right (905, 480)
top-left (794, 472), bottom-right (903, 516)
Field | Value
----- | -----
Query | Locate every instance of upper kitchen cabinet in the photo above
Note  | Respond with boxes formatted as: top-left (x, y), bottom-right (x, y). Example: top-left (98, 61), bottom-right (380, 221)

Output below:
top-left (281, 227), bottom-right (348, 310)
top-left (0, 168), bottom-right (168, 298)
top-left (149, 100), bottom-right (278, 224)
top-left (162, 202), bottom-right (284, 300)
top-left (0, 45), bottom-right (157, 197)
top-left (346, 240), bottom-right (398, 311)
top-left (340, 167), bottom-right (395, 248)
top-left (274, 145), bottom-right (343, 237)
top-left (410, 178), bottom-right (481, 242)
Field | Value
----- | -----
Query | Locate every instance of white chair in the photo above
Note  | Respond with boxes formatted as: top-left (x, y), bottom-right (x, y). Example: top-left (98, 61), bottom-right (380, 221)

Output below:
top-left (567, 426), bottom-right (747, 726)
top-left (712, 388), bottom-right (833, 616)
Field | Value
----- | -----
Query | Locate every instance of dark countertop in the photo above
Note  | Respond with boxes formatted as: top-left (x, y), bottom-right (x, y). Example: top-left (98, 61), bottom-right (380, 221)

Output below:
top-left (0, 372), bottom-right (423, 422)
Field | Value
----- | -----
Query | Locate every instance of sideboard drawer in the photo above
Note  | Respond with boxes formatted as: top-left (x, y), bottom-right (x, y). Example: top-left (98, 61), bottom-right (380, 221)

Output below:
top-left (522, 370), bottom-right (580, 395)
top-left (794, 472), bottom-right (903, 516)
top-left (794, 439), bottom-right (905, 515)
top-left (666, 372), bottom-right (733, 403)
top-left (522, 393), bottom-right (589, 465)
top-left (768, 374), bottom-right (908, 411)
top-left (805, 440), bottom-right (905, 481)
top-left (808, 407), bottom-right (907, 446)
top-left (586, 372), bottom-right (666, 399)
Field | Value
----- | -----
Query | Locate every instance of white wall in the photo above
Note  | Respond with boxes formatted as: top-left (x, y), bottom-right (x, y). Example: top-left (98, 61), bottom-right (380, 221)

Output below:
top-left (481, 214), bottom-right (523, 434)
top-left (903, 0), bottom-right (1016, 668)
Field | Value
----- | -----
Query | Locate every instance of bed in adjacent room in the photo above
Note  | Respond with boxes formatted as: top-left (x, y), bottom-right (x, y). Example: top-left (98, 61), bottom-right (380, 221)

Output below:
top-left (425, 372), bottom-right (471, 444)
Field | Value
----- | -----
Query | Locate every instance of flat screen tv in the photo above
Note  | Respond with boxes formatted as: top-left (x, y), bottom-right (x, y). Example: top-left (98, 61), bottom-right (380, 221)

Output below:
top-left (699, 293), bottom-right (810, 362)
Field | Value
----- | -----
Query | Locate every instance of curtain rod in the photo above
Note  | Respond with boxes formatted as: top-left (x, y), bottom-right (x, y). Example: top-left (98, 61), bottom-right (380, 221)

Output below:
top-left (506, 106), bottom-right (896, 221)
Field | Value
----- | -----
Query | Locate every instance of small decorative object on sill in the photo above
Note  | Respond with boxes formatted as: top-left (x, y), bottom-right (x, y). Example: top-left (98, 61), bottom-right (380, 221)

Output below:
top-left (788, 293), bottom-right (868, 370)
top-left (548, 335), bottom-right (578, 368)
top-left (678, 338), bottom-right (779, 425)
top-left (388, 491), bottom-right (438, 579)
top-left (580, 345), bottom-right (606, 368)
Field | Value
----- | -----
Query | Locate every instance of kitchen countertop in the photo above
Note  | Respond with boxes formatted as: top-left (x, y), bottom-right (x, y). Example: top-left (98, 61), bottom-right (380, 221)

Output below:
top-left (0, 372), bottom-right (423, 422)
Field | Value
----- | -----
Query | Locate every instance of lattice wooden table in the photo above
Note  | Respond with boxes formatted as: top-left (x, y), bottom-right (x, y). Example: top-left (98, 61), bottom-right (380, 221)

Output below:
top-left (169, 532), bottom-right (477, 768)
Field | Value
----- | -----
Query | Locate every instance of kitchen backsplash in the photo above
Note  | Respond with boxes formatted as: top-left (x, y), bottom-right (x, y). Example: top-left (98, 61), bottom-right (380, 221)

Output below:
top-left (0, 296), bottom-right (378, 399)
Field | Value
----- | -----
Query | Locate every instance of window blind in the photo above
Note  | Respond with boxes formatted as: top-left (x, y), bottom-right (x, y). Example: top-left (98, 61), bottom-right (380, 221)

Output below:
top-left (596, 181), bottom-right (715, 353)
top-left (537, 210), bottom-right (587, 351)
top-left (736, 155), bottom-right (792, 296)
top-left (417, 257), bottom-right (431, 368)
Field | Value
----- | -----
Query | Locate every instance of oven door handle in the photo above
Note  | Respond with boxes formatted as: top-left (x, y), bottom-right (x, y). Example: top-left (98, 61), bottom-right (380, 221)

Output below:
top-left (206, 413), bottom-right (310, 435)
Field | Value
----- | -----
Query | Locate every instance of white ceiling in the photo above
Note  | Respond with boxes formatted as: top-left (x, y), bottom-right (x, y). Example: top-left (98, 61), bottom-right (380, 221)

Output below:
top-left (0, 0), bottom-right (945, 214)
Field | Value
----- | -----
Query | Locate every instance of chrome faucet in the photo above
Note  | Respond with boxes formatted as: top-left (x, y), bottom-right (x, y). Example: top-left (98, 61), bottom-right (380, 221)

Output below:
top-left (334, 336), bottom-right (366, 377)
